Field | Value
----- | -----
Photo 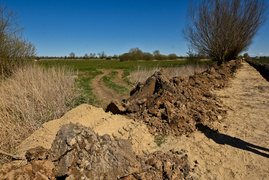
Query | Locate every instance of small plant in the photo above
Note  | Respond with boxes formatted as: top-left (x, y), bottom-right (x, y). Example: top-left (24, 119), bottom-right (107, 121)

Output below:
top-left (154, 134), bottom-right (167, 147)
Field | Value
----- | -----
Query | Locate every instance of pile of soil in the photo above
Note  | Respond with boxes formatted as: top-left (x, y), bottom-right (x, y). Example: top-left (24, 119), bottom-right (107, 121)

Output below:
top-left (0, 123), bottom-right (190, 179)
top-left (107, 60), bottom-right (242, 136)
top-left (246, 59), bottom-right (269, 81)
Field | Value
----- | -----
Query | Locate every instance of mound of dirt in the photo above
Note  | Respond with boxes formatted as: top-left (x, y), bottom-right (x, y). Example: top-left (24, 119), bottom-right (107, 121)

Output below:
top-left (0, 123), bottom-right (190, 179)
top-left (16, 104), bottom-right (156, 158)
top-left (246, 59), bottom-right (269, 81)
top-left (107, 60), bottom-right (242, 136)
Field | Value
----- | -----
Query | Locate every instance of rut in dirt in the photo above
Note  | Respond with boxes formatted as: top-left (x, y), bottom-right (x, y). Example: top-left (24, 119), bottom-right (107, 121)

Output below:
top-left (91, 69), bottom-right (130, 108)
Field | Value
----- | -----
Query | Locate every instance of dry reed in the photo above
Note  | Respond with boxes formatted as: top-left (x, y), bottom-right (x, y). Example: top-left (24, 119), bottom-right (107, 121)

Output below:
top-left (0, 65), bottom-right (79, 163)
top-left (128, 64), bottom-right (208, 84)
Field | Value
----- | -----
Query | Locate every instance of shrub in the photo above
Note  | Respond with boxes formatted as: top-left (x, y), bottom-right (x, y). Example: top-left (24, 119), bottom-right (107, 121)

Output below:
top-left (168, 53), bottom-right (178, 60)
top-left (143, 52), bottom-right (154, 61)
top-left (154, 54), bottom-right (168, 60)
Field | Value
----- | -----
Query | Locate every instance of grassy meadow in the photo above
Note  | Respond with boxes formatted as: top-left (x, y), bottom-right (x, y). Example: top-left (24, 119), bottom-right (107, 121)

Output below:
top-left (37, 59), bottom-right (191, 71)
top-left (252, 58), bottom-right (269, 64)
top-left (37, 58), bottom-right (211, 106)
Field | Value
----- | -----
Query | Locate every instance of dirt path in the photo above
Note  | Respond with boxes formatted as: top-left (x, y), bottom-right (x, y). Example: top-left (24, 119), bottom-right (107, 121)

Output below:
top-left (112, 69), bottom-right (130, 87)
top-left (158, 62), bottom-right (269, 179)
top-left (91, 69), bottom-right (130, 108)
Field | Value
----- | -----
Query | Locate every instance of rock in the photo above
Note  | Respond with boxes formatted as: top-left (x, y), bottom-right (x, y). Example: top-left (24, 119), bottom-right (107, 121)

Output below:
top-left (106, 100), bottom-right (126, 114)
top-left (136, 150), bottom-right (190, 180)
top-left (25, 146), bottom-right (50, 162)
top-left (0, 123), bottom-right (191, 180)
top-left (0, 160), bottom-right (55, 180)
top-left (49, 123), bottom-right (141, 179)
top-left (128, 76), bottom-right (156, 101)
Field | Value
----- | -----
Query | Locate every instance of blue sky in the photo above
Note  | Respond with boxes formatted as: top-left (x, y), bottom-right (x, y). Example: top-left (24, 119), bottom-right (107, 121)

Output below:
top-left (3, 0), bottom-right (269, 57)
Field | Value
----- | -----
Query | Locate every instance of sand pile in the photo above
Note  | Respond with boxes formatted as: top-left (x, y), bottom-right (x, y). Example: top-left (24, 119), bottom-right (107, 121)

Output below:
top-left (16, 104), bottom-right (156, 157)
top-left (0, 123), bottom-right (190, 179)
top-left (107, 60), bottom-right (242, 136)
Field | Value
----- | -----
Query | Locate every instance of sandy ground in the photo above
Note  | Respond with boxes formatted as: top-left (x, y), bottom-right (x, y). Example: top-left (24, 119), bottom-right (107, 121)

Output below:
top-left (91, 69), bottom-right (130, 108)
top-left (16, 62), bottom-right (268, 179)
top-left (158, 62), bottom-right (269, 179)
top-left (16, 104), bottom-right (156, 157)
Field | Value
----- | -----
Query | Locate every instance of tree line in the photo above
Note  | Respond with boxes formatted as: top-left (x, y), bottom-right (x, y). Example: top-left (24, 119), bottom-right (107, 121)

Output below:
top-left (119, 48), bottom-right (178, 62)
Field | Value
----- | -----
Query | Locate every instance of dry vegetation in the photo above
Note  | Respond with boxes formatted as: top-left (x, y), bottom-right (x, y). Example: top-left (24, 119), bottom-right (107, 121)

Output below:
top-left (0, 65), bottom-right (80, 163)
top-left (128, 64), bottom-right (208, 83)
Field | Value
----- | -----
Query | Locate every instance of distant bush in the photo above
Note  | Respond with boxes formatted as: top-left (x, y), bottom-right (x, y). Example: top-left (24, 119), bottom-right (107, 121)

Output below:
top-left (154, 54), bottom-right (168, 60)
top-left (168, 53), bottom-right (178, 60)
top-left (119, 53), bottom-right (132, 62)
top-left (143, 52), bottom-right (154, 61)
top-left (119, 48), bottom-right (178, 62)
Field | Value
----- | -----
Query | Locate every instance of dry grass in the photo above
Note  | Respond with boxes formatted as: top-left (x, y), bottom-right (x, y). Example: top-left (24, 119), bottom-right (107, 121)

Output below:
top-left (0, 65), bottom-right (79, 163)
top-left (128, 64), bottom-right (208, 84)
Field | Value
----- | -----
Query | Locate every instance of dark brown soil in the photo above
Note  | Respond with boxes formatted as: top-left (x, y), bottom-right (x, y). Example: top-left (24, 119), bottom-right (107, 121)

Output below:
top-left (107, 60), bottom-right (242, 136)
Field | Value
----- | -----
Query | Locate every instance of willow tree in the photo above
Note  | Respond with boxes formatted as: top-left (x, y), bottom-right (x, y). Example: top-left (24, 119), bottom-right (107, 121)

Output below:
top-left (183, 0), bottom-right (267, 64)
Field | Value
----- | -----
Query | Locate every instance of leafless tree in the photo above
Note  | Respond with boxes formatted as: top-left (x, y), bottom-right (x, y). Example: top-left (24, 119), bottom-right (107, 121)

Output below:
top-left (183, 0), bottom-right (267, 64)
top-left (98, 51), bottom-right (106, 59)
top-left (69, 52), bottom-right (75, 59)
top-left (153, 50), bottom-right (160, 56)
top-left (0, 2), bottom-right (36, 77)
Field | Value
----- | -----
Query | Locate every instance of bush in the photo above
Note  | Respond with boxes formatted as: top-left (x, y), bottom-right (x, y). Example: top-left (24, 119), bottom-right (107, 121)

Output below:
top-left (119, 53), bottom-right (131, 62)
top-left (143, 52), bottom-right (154, 61)
top-left (168, 53), bottom-right (178, 60)
top-left (154, 54), bottom-right (168, 60)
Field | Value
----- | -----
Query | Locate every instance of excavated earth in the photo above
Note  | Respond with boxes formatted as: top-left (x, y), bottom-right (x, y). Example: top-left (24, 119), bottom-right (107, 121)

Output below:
top-left (3, 59), bottom-right (265, 180)
top-left (107, 60), bottom-right (242, 136)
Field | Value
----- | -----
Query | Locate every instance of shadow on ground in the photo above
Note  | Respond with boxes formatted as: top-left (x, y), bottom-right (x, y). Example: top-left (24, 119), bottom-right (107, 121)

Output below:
top-left (196, 124), bottom-right (269, 158)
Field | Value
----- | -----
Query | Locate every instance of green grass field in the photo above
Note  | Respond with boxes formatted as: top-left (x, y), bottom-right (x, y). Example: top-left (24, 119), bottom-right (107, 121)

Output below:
top-left (37, 59), bottom-right (211, 106)
top-left (251, 58), bottom-right (269, 64)
top-left (37, 59), bottom-right (194, 71)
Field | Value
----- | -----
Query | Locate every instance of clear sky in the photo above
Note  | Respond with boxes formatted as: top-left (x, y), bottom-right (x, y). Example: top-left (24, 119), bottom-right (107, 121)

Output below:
top-left (2, 0), bottom-right (269, 57)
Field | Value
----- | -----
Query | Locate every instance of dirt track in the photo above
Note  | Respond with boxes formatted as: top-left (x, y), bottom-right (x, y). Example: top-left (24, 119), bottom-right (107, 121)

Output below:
top-left (159, 62), bottom-right (269, 179)
top-left (91, 69), bottom-right (130, 108)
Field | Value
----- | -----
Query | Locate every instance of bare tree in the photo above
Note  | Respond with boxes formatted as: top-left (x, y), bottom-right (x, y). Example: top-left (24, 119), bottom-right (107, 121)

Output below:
top-left (183, 0), bottom-right (267, 64)
top-left (153, 50), bottom-right (160, 56)
top-left (0, 2), bottom-right (36, 77)
top-left (69, 52), bottom-right (75, 59)
top-left (98, 51), bottom-right (106, 59)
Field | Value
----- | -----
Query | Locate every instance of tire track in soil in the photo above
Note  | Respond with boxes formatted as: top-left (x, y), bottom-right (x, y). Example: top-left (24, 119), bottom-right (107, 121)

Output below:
top-left (91, 69), bottom-right (130, 108)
